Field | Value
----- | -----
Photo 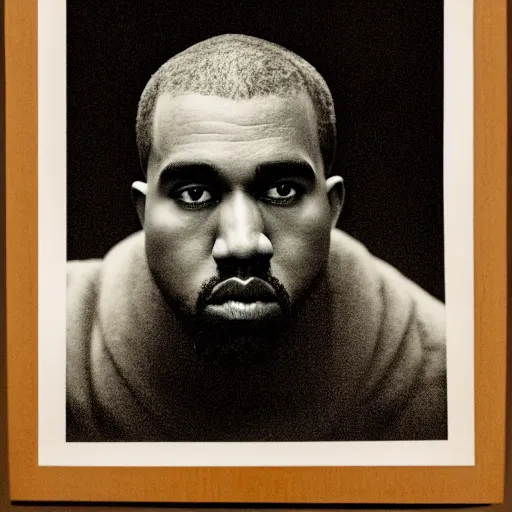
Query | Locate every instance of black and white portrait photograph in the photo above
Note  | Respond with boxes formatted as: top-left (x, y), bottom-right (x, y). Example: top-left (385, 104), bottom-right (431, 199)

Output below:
top-left (37, 0), bottom-right (475, 467)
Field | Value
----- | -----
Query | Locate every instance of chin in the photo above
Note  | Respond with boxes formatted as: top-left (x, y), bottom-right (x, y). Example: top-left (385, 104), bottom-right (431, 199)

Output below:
top-left (191, 315), bottom-right (290, 367)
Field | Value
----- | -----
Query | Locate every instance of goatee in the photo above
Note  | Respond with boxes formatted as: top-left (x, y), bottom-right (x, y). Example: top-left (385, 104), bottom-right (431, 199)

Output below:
top-left (191, 265), bottom-right (292, 366)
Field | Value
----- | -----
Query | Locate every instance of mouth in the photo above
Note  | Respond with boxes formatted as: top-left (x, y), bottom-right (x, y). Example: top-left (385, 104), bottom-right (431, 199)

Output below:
top-left (203, 277), bottom-right (282, 322)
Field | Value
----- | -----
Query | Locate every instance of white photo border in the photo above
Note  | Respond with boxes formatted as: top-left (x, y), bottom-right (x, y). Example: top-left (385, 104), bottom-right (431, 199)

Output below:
top-left (38, 0), bottom-right (475, 467)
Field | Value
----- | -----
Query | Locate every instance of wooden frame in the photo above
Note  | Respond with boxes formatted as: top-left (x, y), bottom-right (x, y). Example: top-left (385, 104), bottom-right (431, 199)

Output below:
top-left (4, 0), bottom-right (508, 505)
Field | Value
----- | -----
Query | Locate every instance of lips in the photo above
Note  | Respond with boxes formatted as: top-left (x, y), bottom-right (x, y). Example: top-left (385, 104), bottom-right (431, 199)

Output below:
top-left (203, 277), bottom-right (281, 322)
top-left (207, 277), bottom-right (278, 304)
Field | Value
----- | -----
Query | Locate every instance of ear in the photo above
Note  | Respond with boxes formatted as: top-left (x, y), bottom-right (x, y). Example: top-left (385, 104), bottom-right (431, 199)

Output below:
top-left (131, 181), bottom-right (148, 227)
top-left (325, 176), bottom-right (345, 229)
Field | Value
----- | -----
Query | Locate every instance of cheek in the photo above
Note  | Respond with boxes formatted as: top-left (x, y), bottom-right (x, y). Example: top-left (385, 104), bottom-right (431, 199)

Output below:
top-left (146, 204), bottom-right (211, 254)
top-left (266, 199), bottom-right (332, 294)
top-left (144, 203), bottom-right (216, 297)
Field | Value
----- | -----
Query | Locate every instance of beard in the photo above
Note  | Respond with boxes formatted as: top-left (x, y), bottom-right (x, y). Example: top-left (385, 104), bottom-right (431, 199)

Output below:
top-left (190, 322), bottom-right (287, 366)
top-left (192, 271), bottom-right (292, 366)
top-left (155, 259), bottom-right (293, 366)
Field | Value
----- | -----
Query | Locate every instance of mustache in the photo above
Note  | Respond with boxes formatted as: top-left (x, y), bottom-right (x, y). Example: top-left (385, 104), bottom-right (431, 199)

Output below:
top-left (213, 257), bottom-right (273, 280)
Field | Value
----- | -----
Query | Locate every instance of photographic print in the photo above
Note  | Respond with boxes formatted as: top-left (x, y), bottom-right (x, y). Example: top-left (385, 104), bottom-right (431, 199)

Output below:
top-left (65, 0), bottom-right (447, 445)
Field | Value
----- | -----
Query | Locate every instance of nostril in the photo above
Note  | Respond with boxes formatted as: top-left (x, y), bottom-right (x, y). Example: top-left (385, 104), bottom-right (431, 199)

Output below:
top-left (216, 255), bottom-right (272, 280)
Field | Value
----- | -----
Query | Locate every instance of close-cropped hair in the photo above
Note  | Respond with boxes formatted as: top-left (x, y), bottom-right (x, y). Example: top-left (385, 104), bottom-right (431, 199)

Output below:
top-left (136, 34), bottom-right (337, 176)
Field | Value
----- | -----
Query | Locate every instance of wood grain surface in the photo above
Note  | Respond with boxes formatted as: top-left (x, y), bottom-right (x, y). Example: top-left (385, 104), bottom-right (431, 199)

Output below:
top-left (1, 0), bottom-right (509, 508)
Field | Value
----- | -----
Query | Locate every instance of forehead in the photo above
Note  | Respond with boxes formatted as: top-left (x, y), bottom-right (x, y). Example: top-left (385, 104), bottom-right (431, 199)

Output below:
top-left (148, 93), bottom-right (322, 177)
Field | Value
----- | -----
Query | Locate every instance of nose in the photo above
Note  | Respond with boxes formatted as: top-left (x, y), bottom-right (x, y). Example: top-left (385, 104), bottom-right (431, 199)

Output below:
top-left (212, 191), bottom-right (273, 261)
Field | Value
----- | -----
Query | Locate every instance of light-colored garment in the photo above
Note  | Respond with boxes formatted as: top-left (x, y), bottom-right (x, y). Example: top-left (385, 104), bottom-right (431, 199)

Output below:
top-left (67, 229), bottom-right (447, 441)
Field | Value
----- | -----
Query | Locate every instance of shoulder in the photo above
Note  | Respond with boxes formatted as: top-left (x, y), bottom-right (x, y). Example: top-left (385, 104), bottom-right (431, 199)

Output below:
top-left (66, 231), bottom-right (146, 346)
top-left (66, 233), bottom-right (144, 441)
top-left (66, 259), bottom-right (103, 440)
top-left (67, 259), bottom-right (103, 336)
top-left (67, 232), bottom-right (145, 298)
top-left (329, 229), bottom-right (447, 439)
top-left (67, 259), bottom-right (102, 295)
top-left (329, 228), bottom-right (445, 344)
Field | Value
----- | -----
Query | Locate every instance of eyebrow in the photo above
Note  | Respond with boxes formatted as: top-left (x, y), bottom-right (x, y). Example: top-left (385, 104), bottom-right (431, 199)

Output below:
top-left (255, 161), bottom-right (316, 183)
top-left (157, 160), bottom-right (317, 186)
top-left (157, 163), bottom-right (223, 186)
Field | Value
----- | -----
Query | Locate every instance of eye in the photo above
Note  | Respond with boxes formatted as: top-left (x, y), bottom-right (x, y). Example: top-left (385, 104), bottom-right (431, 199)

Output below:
top-left (178, 187), bottom-right (212, 203)
top-left (172, 185), bottom-right (217, 209)
top-left (262, 182), bottom-right (301, 205)
top-left (266, 183), bottom-right (296, 199)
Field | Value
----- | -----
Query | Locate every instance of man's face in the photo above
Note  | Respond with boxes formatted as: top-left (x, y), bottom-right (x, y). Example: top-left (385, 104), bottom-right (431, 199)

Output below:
top-left (135, 92), bottom-right (340, 340)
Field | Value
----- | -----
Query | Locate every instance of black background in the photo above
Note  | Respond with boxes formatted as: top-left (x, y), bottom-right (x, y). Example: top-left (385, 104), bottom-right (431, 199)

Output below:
top-left (66, 0), bottom-right (445, 301)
